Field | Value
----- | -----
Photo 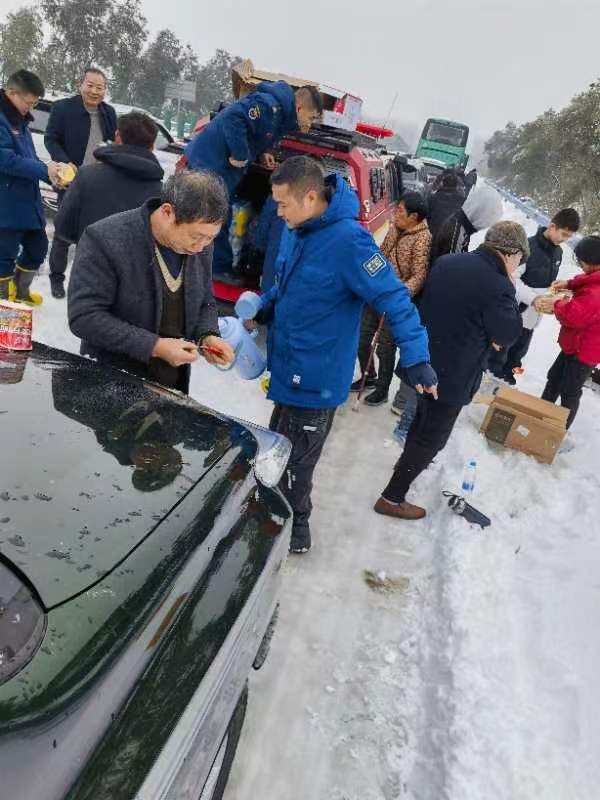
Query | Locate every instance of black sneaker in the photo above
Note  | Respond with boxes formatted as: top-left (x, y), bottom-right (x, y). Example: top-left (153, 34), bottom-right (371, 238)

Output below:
top-left (350, 375), bottom-right (377, 393)
top-left (364, 389), bottom-right (389, 407)
top-left (50, 281), bottom-right (66, 299)
top-left (289, 529), bottom-right (311, 554)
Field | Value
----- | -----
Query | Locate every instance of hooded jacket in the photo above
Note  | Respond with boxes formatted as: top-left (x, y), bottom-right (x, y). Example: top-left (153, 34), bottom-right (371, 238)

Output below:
top-left (261, 174), bottom-right (430, 408)
top-left (0, 89), bottom-right (49, 230)
top-left (55, 143), bottom-right (164, 243)
top-left (44, 94), bottom-right (117, 167)
top-left (185, 81), bottom-right (298, 192)
top-left (429, 185), bottom-right (502, 263)
top-left (420, 245), bottom-right (522, 406)
top-left (554, 270), bottom-right (600, 366)
top-left (428, 186), bottom-right (465, 240)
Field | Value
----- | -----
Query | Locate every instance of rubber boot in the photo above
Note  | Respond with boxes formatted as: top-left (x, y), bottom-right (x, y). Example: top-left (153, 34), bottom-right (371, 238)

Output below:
top-left (0, 276), bottom-right (11, 300)
top-left (14, 266), bottom-right (43, 306)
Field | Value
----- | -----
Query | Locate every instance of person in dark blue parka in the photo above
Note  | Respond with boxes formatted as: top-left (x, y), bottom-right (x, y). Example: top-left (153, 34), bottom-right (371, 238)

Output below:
top-left (0, 70), bottom-right (61, 304)
top-left (246, 156), bottom-right (436, 553)
top-left (185, 82), bottom-right (322, 280)
top-left (376, 221), bottom-right (527, 521)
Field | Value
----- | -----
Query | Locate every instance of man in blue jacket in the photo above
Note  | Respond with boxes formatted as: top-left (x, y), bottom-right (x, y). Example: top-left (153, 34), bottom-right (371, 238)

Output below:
top-left (249, 156), bottom-right (437, 553)
top-left (185, 82), bottom-right (322, 283)
top-left (45, 67), bottom-right (117, 297)
top-left (0, 70), bottom-right (61, 303)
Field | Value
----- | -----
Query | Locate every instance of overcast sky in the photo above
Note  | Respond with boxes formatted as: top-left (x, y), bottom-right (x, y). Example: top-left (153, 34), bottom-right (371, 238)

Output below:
top-left (140, 0), bottom-right (600, 137)
top-left (2, 0), bottom-right (598, 137)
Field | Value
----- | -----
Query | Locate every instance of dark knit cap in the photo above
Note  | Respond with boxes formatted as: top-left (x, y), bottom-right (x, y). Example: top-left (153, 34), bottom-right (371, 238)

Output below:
top-left (574, 235), bottom-right (600, 265)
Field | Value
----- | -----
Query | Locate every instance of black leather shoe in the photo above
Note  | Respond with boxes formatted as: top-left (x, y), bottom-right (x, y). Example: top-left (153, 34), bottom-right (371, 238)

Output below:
top-left (364, 389), bottom-right (389, 407)
top-left (350, 376), bottom-right (377, 392)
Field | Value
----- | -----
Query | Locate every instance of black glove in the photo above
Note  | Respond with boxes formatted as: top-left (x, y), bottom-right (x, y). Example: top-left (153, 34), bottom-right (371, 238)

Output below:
top-left (398, 362), bottom-right (438, 391)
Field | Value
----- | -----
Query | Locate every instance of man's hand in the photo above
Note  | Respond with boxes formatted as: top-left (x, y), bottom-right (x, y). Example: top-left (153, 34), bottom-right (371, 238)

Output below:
top-left (151, 337), bottom-right (199, 367)
top-left (229, 157), bottom-right (248, 169)
top-left (400, 362), bottom-right (438, 400)
top-left (47, 161), bottom-right (62, 187)
top-left (532, 296), bottom-right (546, 312)
top-left (491, 342), bottom-right (502, 351)
top-left (551, 280), bottom-right (569, 293)
top-left (260, 152), bottom-right (276, 170)
top-left (199, 335), bottom-right (235, 367)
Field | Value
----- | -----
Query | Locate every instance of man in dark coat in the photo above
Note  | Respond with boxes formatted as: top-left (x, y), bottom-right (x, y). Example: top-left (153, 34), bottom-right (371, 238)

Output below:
top-left (375, 221), bottom-right (527, 520)
top-left (0, 69), bottom-right (61, 304)
top-left (185, 81), bottom-right (323, 282)
top-left (45, 67), bottom-right (117, 297)
top-left (427, 171), bottom-right (465, 240)
top-left (55, 111), bottom-right (164, 244)
top-left (489, 208), bottom-right (580, 384)
top-left (68, 171), bottom-right (235, 392)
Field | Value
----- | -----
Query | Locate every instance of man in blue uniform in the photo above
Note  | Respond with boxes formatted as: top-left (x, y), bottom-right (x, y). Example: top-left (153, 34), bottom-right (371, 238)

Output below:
top-left (0, 69), bottom-right (61, 304)
top-left (185, 82), bottom-right (322, 283)
top-left (248, 156), bottom-right (437, 554)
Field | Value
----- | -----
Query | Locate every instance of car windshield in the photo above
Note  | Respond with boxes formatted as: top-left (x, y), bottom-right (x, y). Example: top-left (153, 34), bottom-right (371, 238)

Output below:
top-left (425, 122), bottom-right (468, 148)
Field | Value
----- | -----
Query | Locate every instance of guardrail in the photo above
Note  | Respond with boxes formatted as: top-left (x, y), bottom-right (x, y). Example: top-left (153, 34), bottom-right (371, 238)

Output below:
top-left (486, 181), bottom-right (582, 247)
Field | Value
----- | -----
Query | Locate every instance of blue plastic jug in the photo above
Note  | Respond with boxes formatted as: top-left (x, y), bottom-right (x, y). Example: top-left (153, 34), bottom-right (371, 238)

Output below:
top-left (217, 316), bottom-right (267, 380)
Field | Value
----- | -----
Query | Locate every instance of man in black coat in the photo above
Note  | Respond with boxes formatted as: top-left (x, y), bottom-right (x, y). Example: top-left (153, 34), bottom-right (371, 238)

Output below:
top-left (55, 111), bottom-right (163, 244)
top-left (375, 221), bottom-right (527, 520)
top-left (488, 208), bottom-right (580, 384)
top-left (427, 171), bottom-right (465, 240)
top-left (68, 171), bottom-right (235, 393)
top-left (45, 67), bottom-right (117, 297)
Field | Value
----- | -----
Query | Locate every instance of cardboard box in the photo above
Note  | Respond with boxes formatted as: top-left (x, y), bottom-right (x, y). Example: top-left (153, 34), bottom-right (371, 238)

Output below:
top-left (480, 386), bottom-right (568, 464)
top-left (231, 59), bottom-right (363, 132)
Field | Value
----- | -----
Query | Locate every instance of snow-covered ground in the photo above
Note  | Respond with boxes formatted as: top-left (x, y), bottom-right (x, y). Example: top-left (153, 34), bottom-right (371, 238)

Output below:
top-left (31, 199), bottom-right (600, 800)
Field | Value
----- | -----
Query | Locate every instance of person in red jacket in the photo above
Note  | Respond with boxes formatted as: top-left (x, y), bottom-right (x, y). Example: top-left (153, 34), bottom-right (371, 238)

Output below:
top-left (542, 235), bottom-right (600, 428)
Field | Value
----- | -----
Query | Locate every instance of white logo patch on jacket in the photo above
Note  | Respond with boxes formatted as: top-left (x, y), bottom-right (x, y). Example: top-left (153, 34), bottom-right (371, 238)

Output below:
top-left (248, 105), bottom-right (261, 120)
top-left (363, 253), bottom-right (386, 276)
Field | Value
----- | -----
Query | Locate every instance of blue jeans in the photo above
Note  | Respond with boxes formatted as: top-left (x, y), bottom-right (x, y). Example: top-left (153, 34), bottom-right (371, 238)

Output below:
top-left (0, 228), bottom-right (48, 278)
top-left (393, 381), bottom-right (418, 433)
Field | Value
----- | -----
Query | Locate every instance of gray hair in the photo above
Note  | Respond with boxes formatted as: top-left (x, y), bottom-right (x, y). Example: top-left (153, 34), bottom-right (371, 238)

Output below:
top-left (161, 170), bottom-right (229, 225)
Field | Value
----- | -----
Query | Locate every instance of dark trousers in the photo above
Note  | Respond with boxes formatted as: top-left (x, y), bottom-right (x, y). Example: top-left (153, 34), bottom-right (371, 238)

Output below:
top-left (488, 327), bottom-right (534, 383)
top-left (382, 395), bottom-right (462, 503)
top-left (357, 305), bottom-right (396, 393)
top-left (0, 227), bottom-right (48, 278)
top-left (269, 404), bottom-right (336, 536)
top-left (541, 351), bottom-right (593, 429)
top-left (49, 190), bottom-right (70, 283)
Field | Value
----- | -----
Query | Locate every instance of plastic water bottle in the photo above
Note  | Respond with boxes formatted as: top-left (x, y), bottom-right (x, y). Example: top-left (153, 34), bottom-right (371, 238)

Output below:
top-left (217, 316), bottom-right (266, 380)
top-left (235, 291), bottom-right (263, 321)
top-left (461, 459), bottom-right (477, 494)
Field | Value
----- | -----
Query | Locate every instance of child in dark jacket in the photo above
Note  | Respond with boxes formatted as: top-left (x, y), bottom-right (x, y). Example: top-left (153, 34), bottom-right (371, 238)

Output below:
top-left (542, 235), bottom-right (600, 428)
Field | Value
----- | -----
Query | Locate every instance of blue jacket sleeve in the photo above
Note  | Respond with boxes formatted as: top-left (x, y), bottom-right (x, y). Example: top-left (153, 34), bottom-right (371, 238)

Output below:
top-left (0, 124), bottom-right (48, 182)
top-left (341, 225), bottom-right (430, 367)
top-left (44, 102), bottom-right (70, 163)
top-left (221, 95), bottom-right (275, 163)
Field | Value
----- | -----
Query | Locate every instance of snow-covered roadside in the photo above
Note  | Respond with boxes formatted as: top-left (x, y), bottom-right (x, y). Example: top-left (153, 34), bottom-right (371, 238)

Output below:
top-left (30, 198), bottom-right (600, 800)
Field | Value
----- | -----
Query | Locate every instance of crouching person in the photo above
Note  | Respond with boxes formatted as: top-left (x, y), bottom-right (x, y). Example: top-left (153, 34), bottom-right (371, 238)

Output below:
top-left (541, 235), bottom-right (600, 428)
top-left (68, 170), bottom-right (234, 392)
top-left (375, 222), bottom-right (526, 521)
top-left (254, 156), bottom-right (436, 554)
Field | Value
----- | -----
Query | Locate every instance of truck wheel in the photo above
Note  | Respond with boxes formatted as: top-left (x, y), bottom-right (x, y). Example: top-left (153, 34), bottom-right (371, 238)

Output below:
top-left (198, 683), bottom-right (248, 800)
